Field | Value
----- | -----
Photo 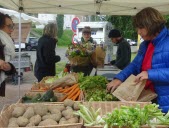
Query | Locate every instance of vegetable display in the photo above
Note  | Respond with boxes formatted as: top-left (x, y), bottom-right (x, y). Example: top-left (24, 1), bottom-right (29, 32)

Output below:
top-left (55, 84), bottom-right (81, 101)
top-left (22, 90), bottom-right (58, 103)
top-left (76, 103), bottom-right (169, 128)
top-left (7, 99), bottom-right (81, 127)
top-left (78, 75), bottom-right (118, 101)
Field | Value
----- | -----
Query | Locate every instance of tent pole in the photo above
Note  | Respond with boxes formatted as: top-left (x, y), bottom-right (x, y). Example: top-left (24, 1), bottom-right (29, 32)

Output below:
top-left (17, 12), bottom-right (21, 99)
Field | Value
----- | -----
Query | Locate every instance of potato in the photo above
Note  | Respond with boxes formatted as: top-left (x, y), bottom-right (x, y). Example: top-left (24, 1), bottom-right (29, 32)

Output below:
top-left (29, 114), bottom-right (41, 126)
top-left (60, 117), bottom-right (66, 122)
top-left (66, 106), bottom-right (73, 110)
top-left (34, 105), bottom-right (48, 116)
top-left (23, 107), bottom-right (34, 119)
top-left (67, 117), bottom-right (79, 123)
top-left (62, 109), bottom-right (74, 119)
top-left (8, 117), bottom-right (17, 123)
top-left (42, 114), bottom-right (61, 122)
top-left (59, 120), bottom-right (69, 124)
top-left (48, 105), bottom-right (65, 112)
top-left (73, 102), bottom-right (80, 110)
top-left (8, 121), bottom-right (19, 127)
top-left (26, 122), bottom-right (35, 127)
top-left (64, 99), bottom-right (74, 107)
top-left (17, 116), bottom-right (29, 127)
top-left (48, 107), bottom-right (62, 115)
top-left (12, 106), bottom-right (25, 117)
top-left (38, 119), bottom-right (58, 126)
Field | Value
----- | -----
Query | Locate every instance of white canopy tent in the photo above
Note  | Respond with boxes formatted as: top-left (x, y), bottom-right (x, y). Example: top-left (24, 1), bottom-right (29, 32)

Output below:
top-left (0, 8), bottom-right (47, 24)
top-left (0, 0), bottom-right (169, 15)
top-left (0, 0), bottom-right (169, 98)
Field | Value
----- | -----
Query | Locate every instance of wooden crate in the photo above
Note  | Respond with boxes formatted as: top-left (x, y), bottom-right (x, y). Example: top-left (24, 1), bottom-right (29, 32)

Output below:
top-left (0, 103), bottom-right (83, 128)
top-left (83, 101), bottom-right (168, 128)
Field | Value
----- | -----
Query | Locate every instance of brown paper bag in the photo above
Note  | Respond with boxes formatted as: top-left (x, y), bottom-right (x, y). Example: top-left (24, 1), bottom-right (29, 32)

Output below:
top-left (90, 46), bottom-right (106, 68)
top-left (137, 89), bottom-right (157, 102)
top-left (49, 73), bottom-right (78, 89)
top-left (68, 56), bottom-right (91, 66)
top-left (112, 74), bottom-right (146, 101)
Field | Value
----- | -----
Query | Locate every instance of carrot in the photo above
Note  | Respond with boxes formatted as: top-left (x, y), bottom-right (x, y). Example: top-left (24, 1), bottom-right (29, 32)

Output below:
top-left (60, 94), bottom-right (68, 102)
top-left (62, 84), bottom-right (78, 93)
top-left (71, 90), bottom-right (81, 101)
top-left (78, 90), bottom-right (83, 101)
top-left (66, 85), bottom-right (78, 96)
top-left (67, 87), bottom-right (80, 99)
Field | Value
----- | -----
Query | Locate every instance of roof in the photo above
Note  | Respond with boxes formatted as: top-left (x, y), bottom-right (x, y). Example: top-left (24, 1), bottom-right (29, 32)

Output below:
top-left (0, 0), bottom-right (169, 15)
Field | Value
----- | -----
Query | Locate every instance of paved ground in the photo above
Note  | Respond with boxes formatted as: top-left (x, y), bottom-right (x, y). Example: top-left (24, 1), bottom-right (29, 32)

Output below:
top-left (0, 47), bottom-right (68, 112)
top-left (0, 71), bottom-right (37, 112)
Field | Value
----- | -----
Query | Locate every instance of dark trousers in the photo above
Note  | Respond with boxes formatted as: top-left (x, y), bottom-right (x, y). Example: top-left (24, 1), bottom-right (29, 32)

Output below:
top-left (72, 65), bottom-right (93, 76)
top-left (0, 81), bottom-right (5, 97)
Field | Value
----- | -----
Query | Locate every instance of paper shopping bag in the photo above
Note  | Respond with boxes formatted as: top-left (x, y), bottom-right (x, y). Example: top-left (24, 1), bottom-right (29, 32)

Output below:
top-left (112, 74), bottom-right (146, 101)
top-left (137, 89), bottom-right (157, 102)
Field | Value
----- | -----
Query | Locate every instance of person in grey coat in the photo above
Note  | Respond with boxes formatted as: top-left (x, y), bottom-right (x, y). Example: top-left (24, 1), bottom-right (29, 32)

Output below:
top-left (108, 29), bottom-right (131, 70)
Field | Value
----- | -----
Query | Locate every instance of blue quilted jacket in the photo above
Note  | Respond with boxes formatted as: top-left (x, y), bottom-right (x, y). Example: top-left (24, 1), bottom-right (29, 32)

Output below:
top-left (115, 27), bottom-right (169, 113)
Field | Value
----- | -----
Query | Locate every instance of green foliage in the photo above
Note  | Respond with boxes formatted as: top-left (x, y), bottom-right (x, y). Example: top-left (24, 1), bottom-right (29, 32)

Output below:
top-left (57, 14), bottom-right (64, 38)
top-left (164, 15), bottom-right (169, 28)
top-left (31, 28), bottom-right (73, 46)
top-left (57, 30), bottom-right (73, 46)
top-left (107, 16), bottom-right (137, 40)
top-left (32, 28), bottom-right (43, 36)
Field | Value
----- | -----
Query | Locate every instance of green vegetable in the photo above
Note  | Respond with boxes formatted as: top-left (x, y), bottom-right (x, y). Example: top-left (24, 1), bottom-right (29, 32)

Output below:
top-left (31, 93), bottom-right (41, 102)
top-left (39, 89), bottom-right (54, 101)
top-left (22, 95), bottom-right (32, 101)
top-left (49, 96), bottom-right (57, 102)
top-left (74, 103), bottom-right (104, 126)
top-left (103, 104), bottom-right (164, 128)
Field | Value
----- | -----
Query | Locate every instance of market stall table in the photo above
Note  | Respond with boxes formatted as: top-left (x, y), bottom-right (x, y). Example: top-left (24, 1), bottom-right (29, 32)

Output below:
top-left (95, 65), bottom-right (121, 81)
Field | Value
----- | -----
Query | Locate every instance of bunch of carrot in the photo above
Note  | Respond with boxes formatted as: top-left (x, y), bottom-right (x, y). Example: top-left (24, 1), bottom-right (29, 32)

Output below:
top-left (54, 83), bottom-right (82, 101)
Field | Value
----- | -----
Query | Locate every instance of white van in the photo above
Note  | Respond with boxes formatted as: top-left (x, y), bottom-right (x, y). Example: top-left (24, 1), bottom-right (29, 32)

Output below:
top-left (76, 22), bottom-right (114, 64)
top-left (76, 22), bottom-right (113, 44)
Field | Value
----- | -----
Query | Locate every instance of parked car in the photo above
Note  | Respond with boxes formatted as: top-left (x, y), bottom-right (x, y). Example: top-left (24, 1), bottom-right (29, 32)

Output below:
top-left (14, 42), bottom-right (26, 51)
top-left (26, 37), bottom-right (38, 51)
top-left (126, 38), bottom-right (137, 46)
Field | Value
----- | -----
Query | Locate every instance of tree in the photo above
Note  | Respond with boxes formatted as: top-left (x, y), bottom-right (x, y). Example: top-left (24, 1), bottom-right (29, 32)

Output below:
top-left (107, 16), bottom-right (137, 40)
top-left (56, 14), bottom-right (64, 38)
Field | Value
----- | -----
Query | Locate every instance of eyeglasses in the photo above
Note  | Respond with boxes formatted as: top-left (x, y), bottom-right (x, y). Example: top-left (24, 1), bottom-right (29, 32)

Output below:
top-left (5, 24), bottom-right (15, 30)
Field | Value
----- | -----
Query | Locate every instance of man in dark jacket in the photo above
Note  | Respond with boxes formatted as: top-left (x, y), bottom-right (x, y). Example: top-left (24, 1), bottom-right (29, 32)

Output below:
top-left (108, 29), bottom-right (131, 70)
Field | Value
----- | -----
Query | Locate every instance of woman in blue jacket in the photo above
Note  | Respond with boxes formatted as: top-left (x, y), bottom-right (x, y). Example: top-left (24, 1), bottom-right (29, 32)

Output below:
top-left (107, 7), bottom-right (169, 113)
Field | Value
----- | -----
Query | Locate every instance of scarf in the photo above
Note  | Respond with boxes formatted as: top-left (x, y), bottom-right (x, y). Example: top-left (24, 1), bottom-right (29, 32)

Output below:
top-left (141, 41), bottom-right (155, 92)
top-left (0, 30), bottom-right (15, 84)
top-left (81, 37), bottom-right (94, 43)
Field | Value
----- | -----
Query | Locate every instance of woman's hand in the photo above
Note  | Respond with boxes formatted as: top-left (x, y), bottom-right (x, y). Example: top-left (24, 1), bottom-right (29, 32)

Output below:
top-left (135, 71), bottom-right (148, 83)
top-left (0, 59), bottom-right (11, 71)
top-left (106, 79), bottom-right (122, 93)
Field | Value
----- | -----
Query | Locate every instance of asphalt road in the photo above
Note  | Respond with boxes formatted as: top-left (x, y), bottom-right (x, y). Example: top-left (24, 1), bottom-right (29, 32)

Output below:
top-left (15, 47), bottom-right (68, 67)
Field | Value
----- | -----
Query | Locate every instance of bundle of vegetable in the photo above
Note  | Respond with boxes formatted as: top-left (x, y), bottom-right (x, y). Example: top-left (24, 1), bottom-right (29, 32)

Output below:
top-left (74, 103), bottom-right (105, 126)
top-left (103, 104), bottom-right (164, 128)
top-left (65, 43), bottom-right (94, 66)
top-left (55, 83), bottom-right (81, 101)
top-left (79, 75), bottom-right (118, 101)
top-left (22, 90), bottom-right (58, 103)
